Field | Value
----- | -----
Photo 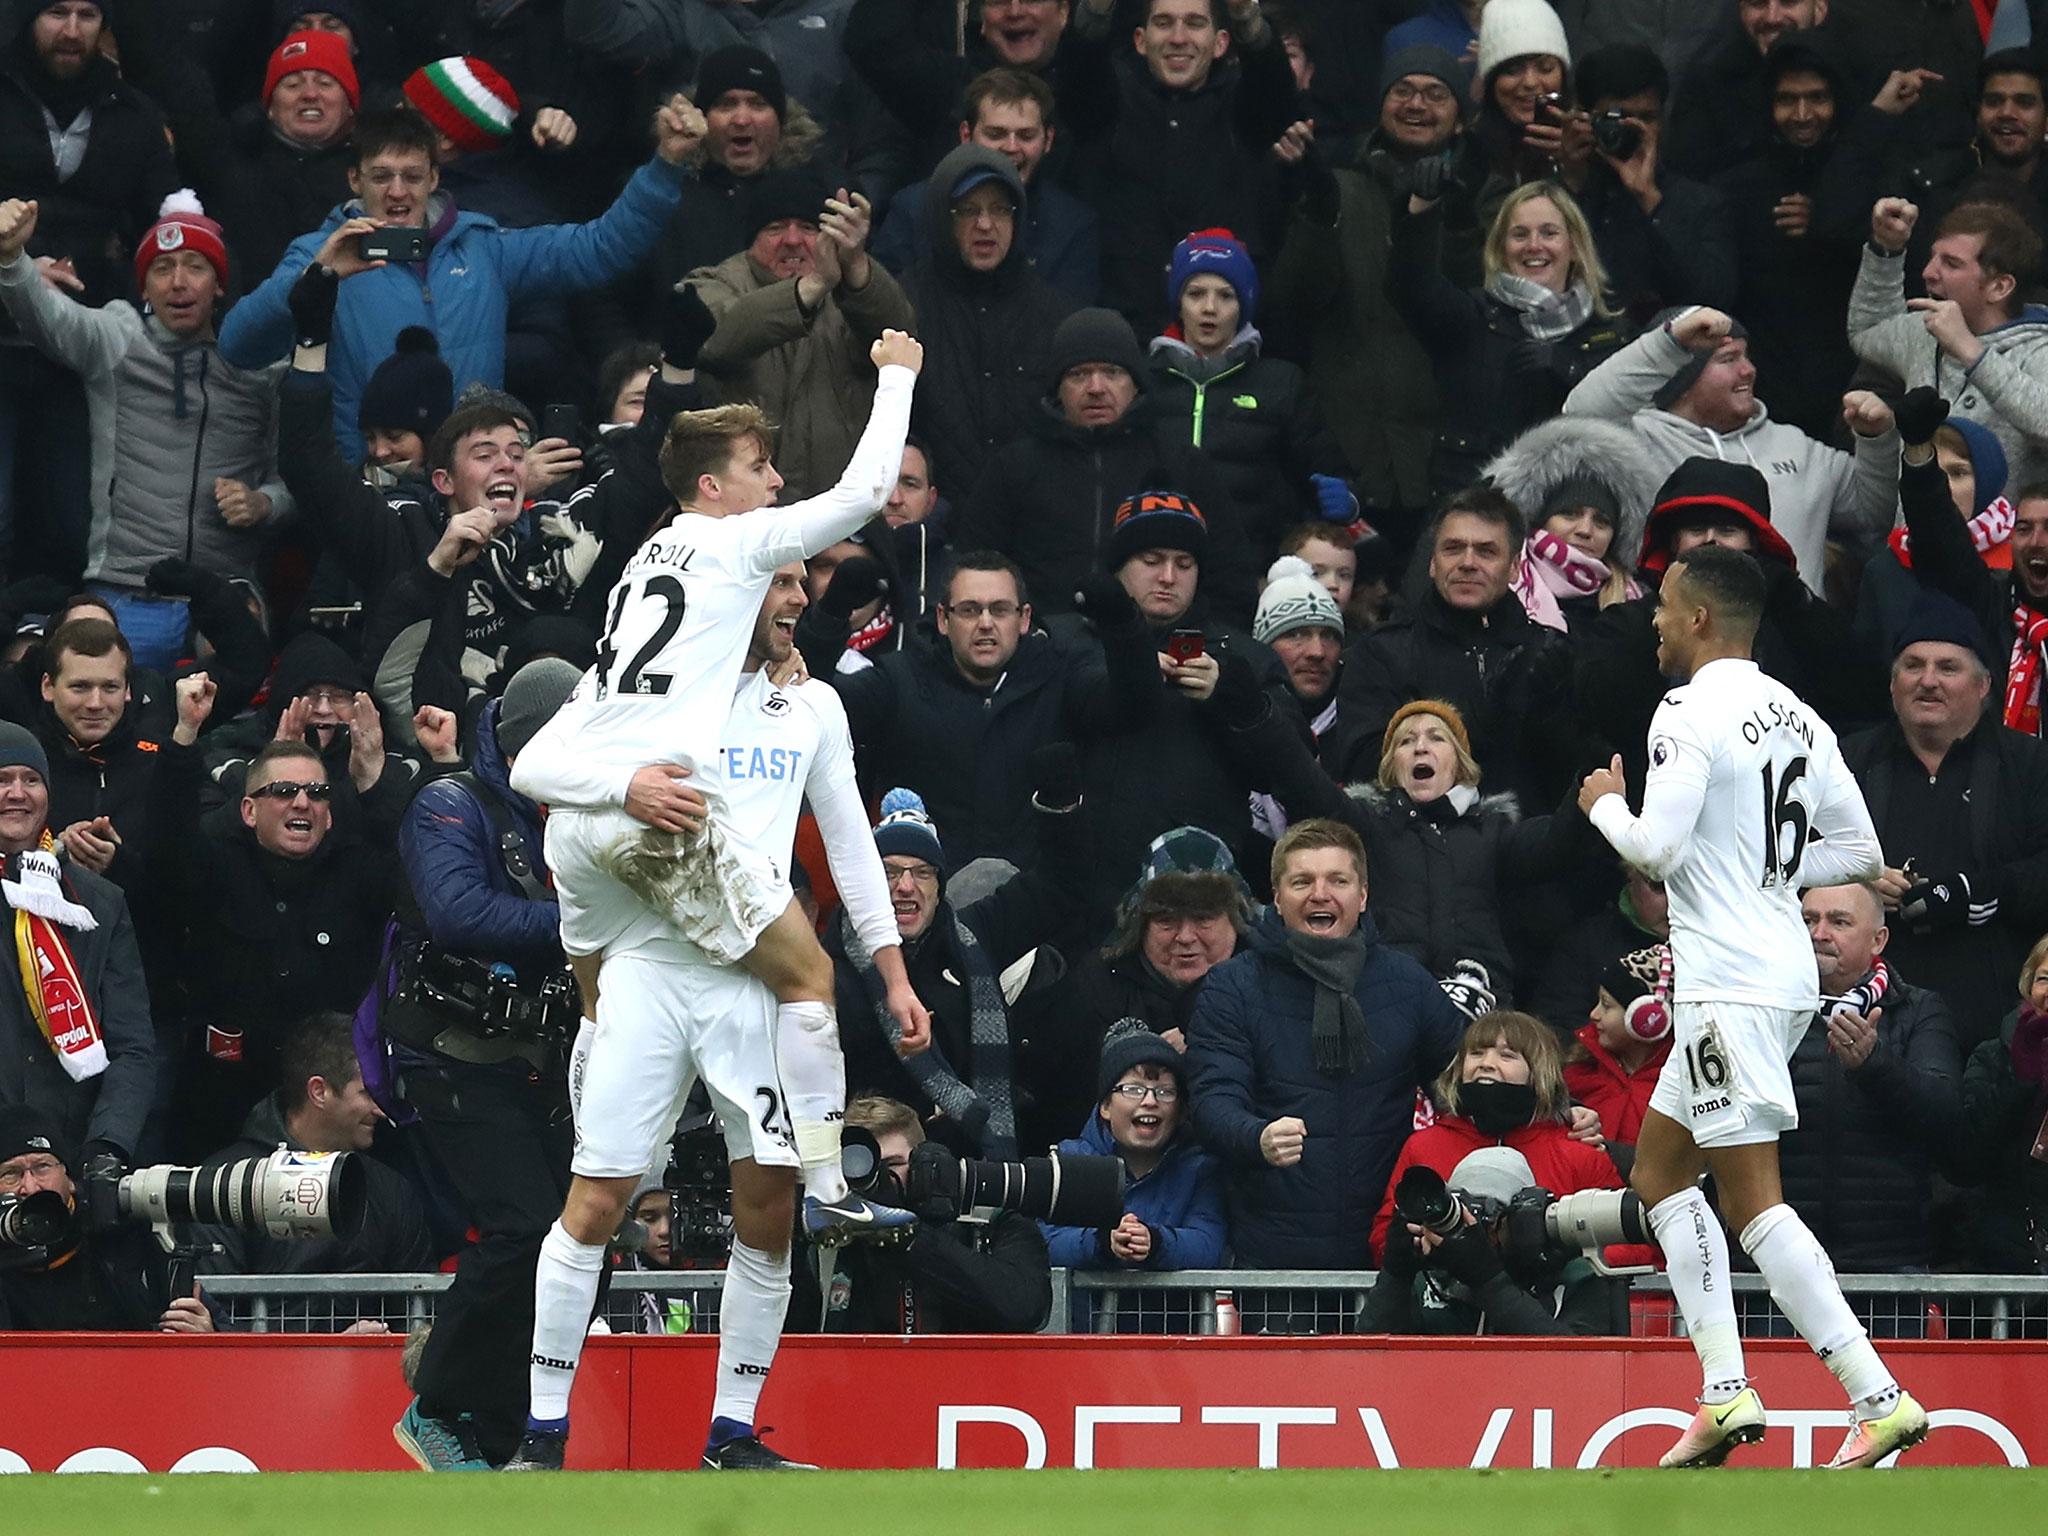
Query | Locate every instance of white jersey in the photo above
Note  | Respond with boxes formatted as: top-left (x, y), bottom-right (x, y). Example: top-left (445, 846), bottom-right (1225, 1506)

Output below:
top-left (510, 365), bottom-right (915, 812)
top-left (1589, 658), bottom-right (1882, 1009)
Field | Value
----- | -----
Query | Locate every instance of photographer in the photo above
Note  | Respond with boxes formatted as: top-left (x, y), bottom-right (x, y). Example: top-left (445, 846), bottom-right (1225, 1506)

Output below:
top-left (0, 1105), bottom-right (208, 1333)
top-left (788, 1096), bottom-right (1052, 1334)
top-left (1359, 1144), bottom-right (1623, 1336)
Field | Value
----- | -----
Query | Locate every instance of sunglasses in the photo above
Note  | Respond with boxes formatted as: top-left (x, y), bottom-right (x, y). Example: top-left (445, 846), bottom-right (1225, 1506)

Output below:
top-left (249, 779), bottom-right (332, 801)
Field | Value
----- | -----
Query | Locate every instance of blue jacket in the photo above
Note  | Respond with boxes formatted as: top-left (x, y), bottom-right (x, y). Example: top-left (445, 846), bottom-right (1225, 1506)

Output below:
top-left (1186, 910), bottom-right (1466, 1268)
top-left (219, 156), bottom-right (687, 461)
top-left (1040, 1112), bottom-right (1226, 1272)
top-left (397, 701), bottom-right (561, 968)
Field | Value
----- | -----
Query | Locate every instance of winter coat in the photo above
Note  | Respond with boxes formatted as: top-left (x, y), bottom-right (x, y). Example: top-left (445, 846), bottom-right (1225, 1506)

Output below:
top-left (1185, 909), bottom-right (1467, 1267)
top-left (0, 859), bottom-right (154, 1160)
top-left (1482, 414), bottom-right (1660, 574)
top-left (957, 395), bottom-right (1260, 625)
top-left (1562, 1022), bottom-right (1671, 1152)
top-left (1527, 897), bottom-right (1665, 1039)
top-left (34, 706), bottom-right (163, 911)
top-left (1369, 1112), bottom-right (1625, 1262)
top-left (689, 247), bottom-right (916, 501)
top-left (898, 146), bottom-right (1076, 495)
top-left (1564, 326), bottom-right (1900, 594)
top-left (1948, 1008), bottom-right (2048, 1273)
top-left (1147, 332), bottom-right (1346, 558)
top-left (1849, 243), bottom-right (2048, 496)
top-left (0, 253), bottom-right (289, 587)
top-left (876, 162), bottom-right (1099, 308)
top-left (1392, 204), bottom-right (1630, 498)
top-left (1041, 1111), bottom-right (1226, 1272)
top-left (1777, 975), bottom-right (1960, 1271)
top-left (1569, 162), bottom-right (1738, 323)
top-left (219, 157), bottom-right (688, 461)
top-left (1662, 23), bottom-right (1779, 182)
top-left (0, 43), bottom-right (176, 324)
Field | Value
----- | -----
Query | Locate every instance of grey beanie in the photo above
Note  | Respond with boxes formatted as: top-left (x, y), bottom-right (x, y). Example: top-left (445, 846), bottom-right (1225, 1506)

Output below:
top-left (1448, 1145), bottom-right (1537, 1204)
top-left (1097, 1020), bottom-right (1186, 1101)
top-left (0, 722), bottom-right (49, 783)
top-left (495, 658), bottom-right (583, 761)
top-left (1650, 306), bottom-right (1749, 411)
top-left (1379, 43), bottom-right (1470, 104)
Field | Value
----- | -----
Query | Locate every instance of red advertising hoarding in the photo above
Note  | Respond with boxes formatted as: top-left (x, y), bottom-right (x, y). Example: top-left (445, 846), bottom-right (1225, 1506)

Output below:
top-left (0, 1336), bottom-right (2038, 1472)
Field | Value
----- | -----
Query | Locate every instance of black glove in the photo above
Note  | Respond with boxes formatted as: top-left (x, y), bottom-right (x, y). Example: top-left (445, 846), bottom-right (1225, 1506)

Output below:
top-left (819, 553), bottom-right (887, 621)
top-left (1895, 386), bottom-right (1951, 446)
top-left (288, 261), bottom-right (340, 349)
top-left (1401, 154), bottom-right (1448, 203)
top-left (1073, 570), bottom-right (1139, 633)
top-left (1028, 741), bottom-right (1082, 810)
top-left (1429, 1218), bottom-right (1505, 1288)
top-left (1282, 138), bottom-right (1342, 226)
top-left (1207, 650), bottom-right (1268, 728)
top-left (146, 556), bottom-right (223, 600)
top-left (80, 1141), bottom-right (126, 1235)
top-left (1505, 336), bottom-right (1557, 378)
top-left (661, 284), bottom-right (718, 369)
top-left (1379, 1215), bottom-right (1423, 1278)
top-left (1900, 869), bottom-right (1993, 933)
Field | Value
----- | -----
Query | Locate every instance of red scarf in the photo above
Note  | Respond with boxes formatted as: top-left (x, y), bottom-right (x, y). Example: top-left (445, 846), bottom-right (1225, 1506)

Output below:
top-left (5, 842), bottom-right (104, 1082)
top-left (1888, 495), bottom-right (2015, 571)
top-left (2006, 606), bottom-right (2048, 735)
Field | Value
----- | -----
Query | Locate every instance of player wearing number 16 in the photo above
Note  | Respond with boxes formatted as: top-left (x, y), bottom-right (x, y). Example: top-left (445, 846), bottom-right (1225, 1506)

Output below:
top-left (1577, 533), bottom-right (1930, 1471)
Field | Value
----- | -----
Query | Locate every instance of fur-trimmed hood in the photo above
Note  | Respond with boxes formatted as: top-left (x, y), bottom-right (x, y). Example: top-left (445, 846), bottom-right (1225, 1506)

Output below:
top-left (1348, 781), bottom-right (1524, 824)
top-left (1482, 416), bottom-right (1660, 572)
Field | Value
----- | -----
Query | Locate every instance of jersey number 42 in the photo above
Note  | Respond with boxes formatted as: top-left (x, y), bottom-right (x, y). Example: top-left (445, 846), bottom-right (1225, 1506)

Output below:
top-left (593, 575), bottom-right (688, 701)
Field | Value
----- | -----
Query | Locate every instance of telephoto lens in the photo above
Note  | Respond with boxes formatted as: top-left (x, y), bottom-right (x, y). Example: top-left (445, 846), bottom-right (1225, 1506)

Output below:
top-left (1543, 1188), bottom-right (1650, 1249)
top-left (0, 1189), bottom-right (69, 1248)
top-left (1392, 1165), bottom-right (1469, 1237)
top-left (118, 1148), bottom-right (367, 1241)
top-left (909, 1145), bottom-right (1126, 1227)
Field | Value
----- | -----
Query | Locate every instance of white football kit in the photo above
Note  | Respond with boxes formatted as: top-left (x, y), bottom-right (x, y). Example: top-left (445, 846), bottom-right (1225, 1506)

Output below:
top-left (510, 362), bottom-right (914, 964)
top-left (1589, 658), bottom-right (1882, 1146)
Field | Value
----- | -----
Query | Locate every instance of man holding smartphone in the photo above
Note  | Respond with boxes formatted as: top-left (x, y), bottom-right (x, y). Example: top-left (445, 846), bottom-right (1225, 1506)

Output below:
top-left (220, 95), bottom-right (708, 463)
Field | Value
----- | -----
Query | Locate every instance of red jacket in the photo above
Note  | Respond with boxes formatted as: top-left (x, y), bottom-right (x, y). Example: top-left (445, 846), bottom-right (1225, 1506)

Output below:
top-left (1562, 1023), bottom-right (1672, 1151)
top-left (1369, 1114), bottom-right (1624, 1262)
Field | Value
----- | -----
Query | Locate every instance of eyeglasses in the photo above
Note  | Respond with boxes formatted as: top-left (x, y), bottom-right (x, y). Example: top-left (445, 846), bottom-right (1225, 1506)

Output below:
top-left (362, 167), bottom-right (432, 190)
top-left (1386, 82), bottom-right (1456, 107)
top-left (0, 1157), bottom-right (63, 1192)
top-left (1111, 1083), bottom-right (1179, 1104)
top-left (250, 780), bottom-right (333, 801)
top-left (300, 687), bottom-right (355, 709)
top-left (883, 862), bottom-right (939, 886)
top-left (943, 601), bottom-right (1020, 621)
top-left (950, 201), bottom-right (1016, 225)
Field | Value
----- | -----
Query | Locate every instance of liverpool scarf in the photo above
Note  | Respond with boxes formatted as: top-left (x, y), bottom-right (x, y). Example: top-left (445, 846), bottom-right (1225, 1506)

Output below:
top-left (4, 845), bottom-right (103, 1081)
top-left (2006, 606), bottom-right (2048, 735)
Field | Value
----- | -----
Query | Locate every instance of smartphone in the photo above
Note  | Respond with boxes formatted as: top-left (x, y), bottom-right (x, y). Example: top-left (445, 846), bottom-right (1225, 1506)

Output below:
top-left (1536, 91), bottom-right (1566, 123)
top-left (1165, 628), bottom-right (1206, 663)
top-left (359, 227), bottom-right (429, 263)
top-left (540, 404), bottom-right (581, 444)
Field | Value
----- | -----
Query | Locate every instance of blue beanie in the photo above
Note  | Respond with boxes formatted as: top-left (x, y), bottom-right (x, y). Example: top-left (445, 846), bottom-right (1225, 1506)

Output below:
top-left (873, 787), bottom-right (945, 870)
top-left (1947, 417), bottom-right (2009, 508)
top-left (1167, 227), bottom-right (1259, 327)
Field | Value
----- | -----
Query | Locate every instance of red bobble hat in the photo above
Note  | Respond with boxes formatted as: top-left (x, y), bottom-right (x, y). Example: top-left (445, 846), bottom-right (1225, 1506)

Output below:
top-left (135, 190), bottom-right (229, 293)
top-left (264, 29), bottom-right (361, 111)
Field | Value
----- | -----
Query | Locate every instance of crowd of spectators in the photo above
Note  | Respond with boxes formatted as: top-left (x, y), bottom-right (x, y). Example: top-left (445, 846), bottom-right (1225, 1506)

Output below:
top-left (3, 0), bottom-right (2048, 1341)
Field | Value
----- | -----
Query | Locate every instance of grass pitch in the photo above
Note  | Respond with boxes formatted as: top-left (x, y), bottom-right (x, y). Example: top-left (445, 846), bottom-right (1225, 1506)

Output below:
top-left (4, 1468), bottom-right (2039, 1536)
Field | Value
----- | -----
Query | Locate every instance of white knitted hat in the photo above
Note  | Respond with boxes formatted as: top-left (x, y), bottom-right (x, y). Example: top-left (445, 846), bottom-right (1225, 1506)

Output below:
top-left (1477, 0), bottom-right (1571, 82)
top-left (1254, 555), bottom-right (1345, 645)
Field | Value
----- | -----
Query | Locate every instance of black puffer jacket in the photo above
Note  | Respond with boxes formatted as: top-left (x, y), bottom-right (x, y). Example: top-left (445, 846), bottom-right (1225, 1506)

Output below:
top-left (1776, 976), bottom-right (1960, 1272)
top-left (902, 145), bottom-right (1075, 494)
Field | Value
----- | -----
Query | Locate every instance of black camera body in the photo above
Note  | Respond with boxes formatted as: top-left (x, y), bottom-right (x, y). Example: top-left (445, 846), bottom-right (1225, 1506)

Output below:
top-left (844, 1129), bottom-right (1126, 1229)
top-left (1394, 1167), bottom-right (1651, 1277)
top-left (402, 947), bottom-right (579, 1048)
top-left (660, 1117), bottom-right (737, 1266)
top-left (1593, 110), bottom-right (1645, 160)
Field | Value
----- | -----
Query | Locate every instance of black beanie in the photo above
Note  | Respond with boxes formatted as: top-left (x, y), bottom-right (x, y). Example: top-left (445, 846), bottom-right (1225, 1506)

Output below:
top-left (359, 327), bottom-right (454, 440)
top-left (270, 631), bottom-right (363, 707)
top-left (1650, 306), bottom-right (1750, 411)
top-left (1108, 487), bottom-right (1208, 569)
top-left (695, 44), bottom-right (787, 121)
top-left (0, 1101), bottom-right (67, 1167)
top-left (1047, 307), bottom-right (1148, 393)
top-left (746, 169), bottom-right (830, 234)
top-left (1096, 1021), bottom-right (1186, 1101)
top-left (1892, 588), bottom-right (1997, 667)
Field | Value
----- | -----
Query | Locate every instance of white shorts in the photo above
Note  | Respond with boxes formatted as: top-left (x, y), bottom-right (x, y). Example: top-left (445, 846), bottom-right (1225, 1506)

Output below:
top-left (569, 951), bottom-right (800, 1178)
top-left (1649, 1000), bottom-right (1807, 1149)
top-left (546, 806), bottom-right (790, 966)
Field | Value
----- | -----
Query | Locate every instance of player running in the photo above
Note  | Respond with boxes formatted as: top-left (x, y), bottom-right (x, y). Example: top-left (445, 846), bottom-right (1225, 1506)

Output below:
top-left (1578, 539), bottom-right (1929, 1470)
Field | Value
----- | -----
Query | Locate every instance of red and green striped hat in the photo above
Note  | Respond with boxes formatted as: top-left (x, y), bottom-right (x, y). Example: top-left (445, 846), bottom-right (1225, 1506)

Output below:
top-left (403, 57), bottom-right (521, 156)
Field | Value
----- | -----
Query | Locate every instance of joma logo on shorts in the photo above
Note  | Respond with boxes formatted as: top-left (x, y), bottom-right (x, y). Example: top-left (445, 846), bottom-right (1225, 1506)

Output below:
top-left (1692, 1096), bottom-right (1732, 1116)
top-left (732, 1362), bottom-right (772, 1377)
top-left (532, 1354), bottom-right (576, 1371)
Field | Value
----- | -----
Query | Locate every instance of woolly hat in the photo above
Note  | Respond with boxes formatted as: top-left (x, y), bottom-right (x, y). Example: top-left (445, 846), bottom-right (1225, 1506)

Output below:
top-left (1943, 417), bottom-right (2010, 507)
top-left (873, 787), bottom-right (945, 869)
top-left (272, 1), bottom-right (366, 40)
top-left (1380, 42), bottom-right (1471, 104)
top-left (695, 44), bottom-right (787, 121)
top-left (1448, 1144), bottom-right (1536, 1203)
top-left (1598, 945), bottom-right (1666, 1009)
top-left (1891, 588), bottom-right (1998, 667)
top-left (359, 326), bottom-right (454, 438)
top-left (1382, 697), bottom-right (1472, 762)
top-left (0, 1101), bottom-right (65, 1169)
top-left (1254, 555), bottom-right (1344, 644)
top-left (1477, 0), bottom-right (1571, 82)
top-left (404, 57), bottom-right (521, 155)
top-left (1096, 1020), bottom-right (1186, 1101)
top-left (1109, 488), bottom-right (1207, 569)
top-left (0, 721), bottom-right (49, 783)
top-left (135, 190), bottom-right (229, 294)
top-left (1167, 227), bottom-right (1260, 327)
top-left (1640, 458), bottom-right (1794, 577)
top-left (494, 658), bottom-right (582, 761)
top-left (1047, 307), bottom-right (1148, 392)
top-left (265, 30), bottom-right (360, 110)
top-left (1649, 306), bottom-right (1751, 411)
top-left (271, 631), bottom-right (362, 704)
top-left (1540, 472), bottom-right (1623, 532)
top-left (746, 168), bottom-right (831, 234)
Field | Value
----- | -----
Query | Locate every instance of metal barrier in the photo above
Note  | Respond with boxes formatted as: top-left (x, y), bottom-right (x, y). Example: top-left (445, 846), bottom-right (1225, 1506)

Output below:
top-left (198, 1270), bottom-right (2048, 1341)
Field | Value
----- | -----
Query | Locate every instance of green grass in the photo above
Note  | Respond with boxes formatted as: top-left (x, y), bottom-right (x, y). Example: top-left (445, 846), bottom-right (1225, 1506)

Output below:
top-left (4, 1468), bottom-right (2041, 1536)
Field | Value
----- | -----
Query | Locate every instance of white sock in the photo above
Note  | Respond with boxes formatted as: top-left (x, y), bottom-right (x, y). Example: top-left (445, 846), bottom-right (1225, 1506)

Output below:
top-left (528, 1221), bottom-right (606, 1423)
top-left (1647, 1187), bottom-right (1747, 1403)
top-left (1739, 1204), bottom-right (1897, 1417)
top-left (711, 1240), bottom-right (792, 1428)
top-left (775, 1001), bottom-right (848, 1203)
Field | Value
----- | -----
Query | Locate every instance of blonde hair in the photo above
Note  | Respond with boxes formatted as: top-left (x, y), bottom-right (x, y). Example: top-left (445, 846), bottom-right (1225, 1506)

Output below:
top-left (1269, 817), bottom-right (1367, 890)
top-left (845, 1095), bottom-right (925, 1146)
top-left (1376, 706), bottom-right (1482, 793)
top-left (658, 402), bottom-right (777, 505)
top-left (1435, 1010), bottom-right (1571, 1122)
top-left (1483, 182), bottom-right (1616, 320)
top-left (2021, 934), bottom-right (2048, 1001)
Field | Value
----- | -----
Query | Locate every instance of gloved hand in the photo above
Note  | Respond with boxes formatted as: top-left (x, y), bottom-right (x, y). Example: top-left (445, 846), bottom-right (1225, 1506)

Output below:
top-left (79, 1141), bottom-right (126, 1235)
top-left (1284, 139), bottom-right (1342, 226)
top-left (1206, 650), bottom-right (1268, 728)
top-left (1401, 154), bottom-right (1448, 203)
top-left (1900, 869), bottom-right (1992, 933)
top-left (1028, 741), bottom-right (1083, 811)
top-left (288, 261), bottom-right (340, 348)
top-left (1894, 386), bottom-right (1951, 446)
top-left (538, 510), bottom-right (603, 588)
top-left (1378, 1215), bottom-right (1423, 1278)
top-left (1429, 1217), bottom-right (1505, 1287)
top-left (661, 283), bottom-right (718, 369)
top-left (1073, 570), bottom-right (1139, 632)
top-left (819, 553), bottom-right (888, 621)
top-left (1309, 473), bottom-right (1357, 525)
top-left (1505, 336), bottom-right (1557, 377)
top-left (1439, 958), bottom-right (1496, 1020)
top-left (145, 557), bottom-right (223, 600)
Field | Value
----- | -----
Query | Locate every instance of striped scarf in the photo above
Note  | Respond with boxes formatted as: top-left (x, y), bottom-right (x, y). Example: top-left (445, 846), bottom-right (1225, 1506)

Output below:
top-left (4, 841), bottom-right (103, 1081)
top-left (2006, 606), bottom-right (2048, 735)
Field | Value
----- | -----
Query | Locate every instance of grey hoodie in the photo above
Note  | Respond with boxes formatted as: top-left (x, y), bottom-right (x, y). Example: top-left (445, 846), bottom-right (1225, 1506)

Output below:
top-left (1564, 326), bottom-right (1899, 593)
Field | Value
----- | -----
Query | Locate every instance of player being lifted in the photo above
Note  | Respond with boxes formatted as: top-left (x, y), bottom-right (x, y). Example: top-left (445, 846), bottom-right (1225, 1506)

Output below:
top-left (504, 329), bottom-right (929, 1467)
top-left (1578, 530), bottom-right (1929, 1470)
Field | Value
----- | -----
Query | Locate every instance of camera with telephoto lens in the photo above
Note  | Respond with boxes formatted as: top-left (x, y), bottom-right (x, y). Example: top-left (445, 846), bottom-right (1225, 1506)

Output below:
top-left (1396, 1167), bottom-right (1652, 1276)
top-left (404, 947), bottom-right (580, 1047)
top-left (109, 1147), bottom-right (367, 1248)
top-left (1592, 109), bottom-right (1644, 159)
top-left (656, 1117), bottom-right (737, 1266)
top-left (845, 1127), bottom-right (1126, 1227)
top-left (0, 1189), bottom-right (71, 1265)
